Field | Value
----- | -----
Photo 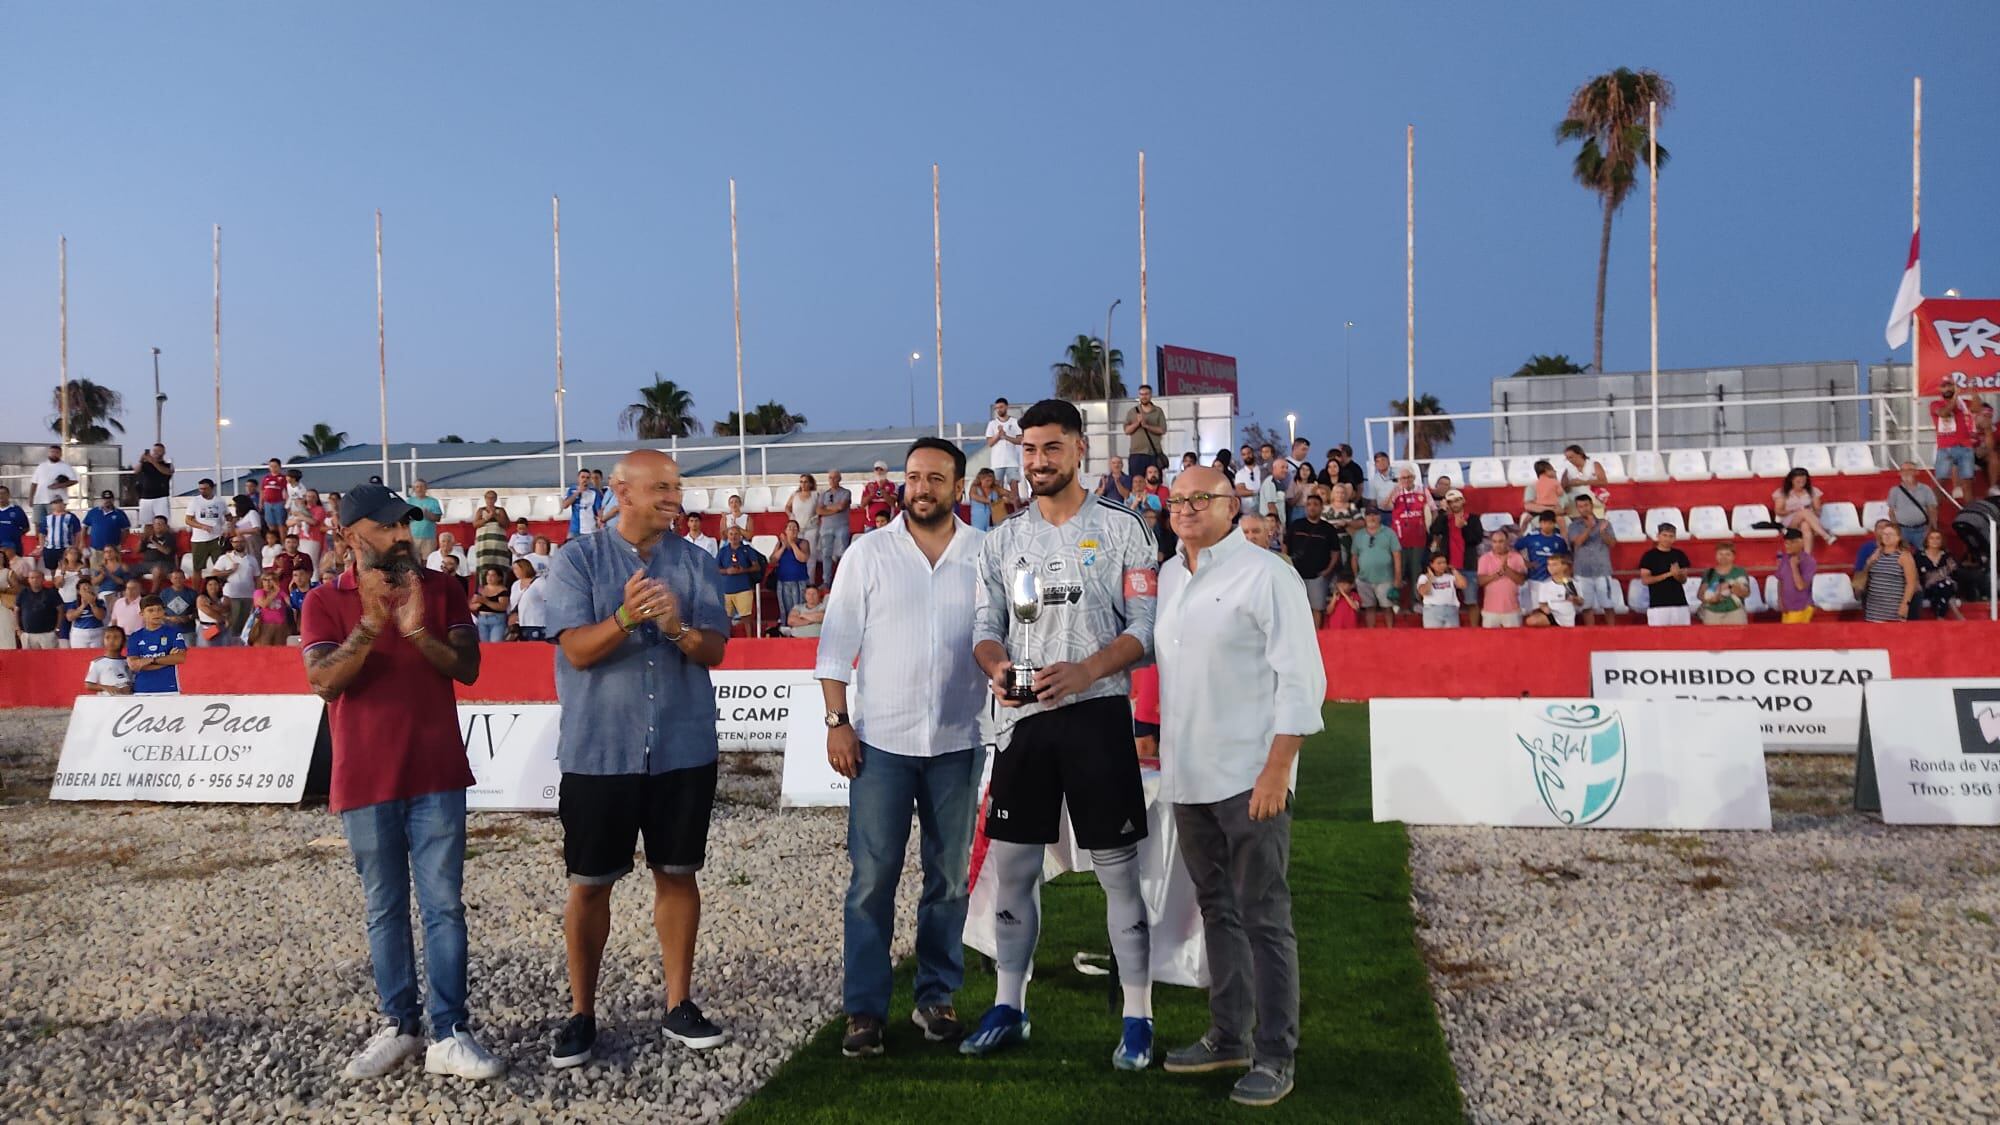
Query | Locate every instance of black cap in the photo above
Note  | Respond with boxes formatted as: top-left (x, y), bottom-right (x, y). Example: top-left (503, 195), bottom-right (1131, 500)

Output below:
top-left (339, 483), bottom-right (421, 528)
top-left (1781, 527), bottom-right (1804, 541)
top-left (100, 490), bottom-right (115, 499)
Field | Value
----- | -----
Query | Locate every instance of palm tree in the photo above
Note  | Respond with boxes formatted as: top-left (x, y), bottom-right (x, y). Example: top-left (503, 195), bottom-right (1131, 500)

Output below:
top-left (1050, 334), bottom-right (1126, 400)
top-left (298, 423), bottom-right (349, 459)
top-left (711, 400), bottom-right (807, 437)
top-left (1388, 394), bottom-right (1455, 460)
top-left (1511, 353), bottom-right (1589, 377)
top-left (1557, 67), bottom-right (1673, 374)
top-left (48, 379), bottom-right (125, 445)
top-left (619, 375), bottom-right (699, 439)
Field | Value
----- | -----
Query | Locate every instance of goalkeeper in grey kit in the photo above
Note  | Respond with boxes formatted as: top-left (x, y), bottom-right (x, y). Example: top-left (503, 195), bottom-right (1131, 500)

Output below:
top-left (962, 397), bottom-right (1161, 1070)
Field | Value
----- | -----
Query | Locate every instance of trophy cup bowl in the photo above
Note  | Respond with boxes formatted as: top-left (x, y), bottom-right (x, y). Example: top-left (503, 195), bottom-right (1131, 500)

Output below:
top-left (1005, 567), bottom-right (1043, 702)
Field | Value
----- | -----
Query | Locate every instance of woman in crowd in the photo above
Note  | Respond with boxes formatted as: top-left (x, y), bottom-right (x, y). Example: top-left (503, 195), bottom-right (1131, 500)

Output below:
top-left (721, 491), bottom-right (752, 534)
top-left (1324, 481), bottom-right (1365, 565)
top-left (321, 492), bottom-right (342, 541)
top-left (67, 582), bottom-right (108, 650)
top-left (966, 468), bottom-right (998, 530)
top-left (1853, 523), bottom-right (1917, 622)
top-left (470, 564), bottom-right (512, 643)
top-left (1771, 469), bottom-right (1837, 553)
top-left (472, 491), bottom-right (513, 577)
top-left (195, 575), bottom-right (229, 646)
top-left (0, 547), bottom-right (18, 649)
top-left (787, 473), bottom-right (821, 545)
top-left (53, 546), bottom-right (87, 605)
top-left (503, 557), bottom-right (545, 641)
top-left (92, 547), bottom-right (130, 596)
top-left (289, 487), bottom-right (328, 569)
top-left (1914, 529), bottom-right (1966, 620)
top-left (773, 520), bottom-right (812, 622)
top-left (524, 535), bottom-right (554, 574)
top-left (138, 520), bottom-right (179, 569)
top-left (231, 494), bottom-right (262, 539)
top-left (249, 572), bottom-right (291, 645)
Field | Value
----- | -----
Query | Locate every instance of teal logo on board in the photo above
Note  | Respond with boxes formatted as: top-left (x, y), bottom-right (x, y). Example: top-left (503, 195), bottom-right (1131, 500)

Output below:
top-left (1517, 703), bottom-right (1628, 826)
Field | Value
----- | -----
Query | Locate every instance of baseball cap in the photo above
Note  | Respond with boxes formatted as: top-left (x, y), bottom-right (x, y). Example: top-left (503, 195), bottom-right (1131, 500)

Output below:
top-left (872, 460), bottom-right (888, 470)
top-left (338, 483), bottom-right (421, 527)
top-left (1781, 528), bottom-right (1804, 541)
top-left (100, 490), bottom-right (115, 499)
top-left (1443, 488), bottom-right (1464, 502)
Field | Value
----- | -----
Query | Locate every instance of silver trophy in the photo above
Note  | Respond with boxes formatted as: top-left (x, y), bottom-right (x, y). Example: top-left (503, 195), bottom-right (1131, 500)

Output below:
top-left (1005, 566), bottom-right (1044, 702)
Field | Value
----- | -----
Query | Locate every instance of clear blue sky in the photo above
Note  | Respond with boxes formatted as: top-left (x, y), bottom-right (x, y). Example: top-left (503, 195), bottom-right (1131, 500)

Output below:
top-left (2, 1), bottom-right (1993, 470)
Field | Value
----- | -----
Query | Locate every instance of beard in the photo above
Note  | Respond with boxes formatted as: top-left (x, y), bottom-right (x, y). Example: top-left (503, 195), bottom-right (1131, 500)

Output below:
top-left (362, 541), bottom-right (420, 584)
top-left (1027, 467), bottom-right (1074, 497)
top-left (906, 494), bottom-right (953, 528)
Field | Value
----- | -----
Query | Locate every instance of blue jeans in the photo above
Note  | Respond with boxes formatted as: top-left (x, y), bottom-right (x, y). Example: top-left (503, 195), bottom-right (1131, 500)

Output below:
top-left (261, 501), bottom-right (288, 532)
top-left (777, 579), bottom-right (807, 622)
top-left (1935, 445), bottom-right (1975, 481)
top-left (843, 745), bottom-right (978, 1018)
top-left (341, 788), bottom-right (470, 1040)
top-left (476, 612), bottom-right (507, 643)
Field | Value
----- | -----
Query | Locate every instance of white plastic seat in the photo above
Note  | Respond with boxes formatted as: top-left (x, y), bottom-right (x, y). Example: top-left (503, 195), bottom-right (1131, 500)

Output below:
top-left (743, 486), bottom-right (776, 514)
top-left (1834, 443), bottom-right (1879, 475)
top-left (1079, 473), bottom-right (1101, 494)
top-left (1605, 576), bottom-right (1630, 614)
top-left (1792, 446), bottom-right (1834, 475)
top-left (1606, 509), bottom-right (1646, 542)
top-left (441, 497), bottom-right (475, 523)
top-left (716, 487), bottom-right (743, 509)
top-left (1667, 450), bottom-right (1711, 481)
top-left (1742, 574), bottom-right (1770, 615)
top-left (1425, 460), bottom-right (1464, 491)
top-left (528, 494), bottom-right (562, 521)
top-left (1629, 451), bottom-right (1669, 483)
top-left (1466, 458), bottom-right (1507, 489)
top-left (1709, 448), bottom-right (1752, 480)
top-left (1762, 575), bottom-right (1780, 614)
top-left (1687, 505), bottom-right (1732, 540)
top-left (1812, 572), bottom-right (1860, 612)
top-left (1626, 578), bottom-right (1650, 613)
top-left (1594, 451), bottom-right (1630, 485)
top-left (1821, 501), bottom-right (1863, 536)
top-left (495, 494), bottom-right (530, 517)
top-left (1479, 512), bottom-right (1516, 535)
top-left (1731, 504), bottom-right (1779, 539)
top-left (1643, 508), bottom-right (1686, 538)
top-left (1505, 457), bottom-right (1539, 487)
top-left (1861, 501), bottom-right (1890, 530)
top-left (1683, 576), bottom-right (1705, 605)
top-left (1749, 447), bottom-right (1792, 478)
top-left (681, 488), bottom-right (711, 514)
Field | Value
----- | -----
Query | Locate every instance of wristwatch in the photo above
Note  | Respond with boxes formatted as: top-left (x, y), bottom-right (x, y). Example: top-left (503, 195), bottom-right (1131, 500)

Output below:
top-left (824, 711), bottom-right (850, 729)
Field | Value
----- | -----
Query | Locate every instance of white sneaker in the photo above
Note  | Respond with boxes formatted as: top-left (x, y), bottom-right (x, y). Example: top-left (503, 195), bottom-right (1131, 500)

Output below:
top-left (424, 1026), bottom-right (506, 1080)
top-left (343, 1021), bottom-right (424, 1079)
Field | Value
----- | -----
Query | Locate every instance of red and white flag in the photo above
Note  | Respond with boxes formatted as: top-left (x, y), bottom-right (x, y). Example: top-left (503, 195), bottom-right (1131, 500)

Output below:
top-left (1886, 229), bottom-right (1922, 348)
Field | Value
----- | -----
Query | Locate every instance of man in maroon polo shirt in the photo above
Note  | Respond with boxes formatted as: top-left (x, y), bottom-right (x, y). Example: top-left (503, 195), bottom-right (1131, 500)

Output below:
top-left (299, 483), bottom-right (504, 1083)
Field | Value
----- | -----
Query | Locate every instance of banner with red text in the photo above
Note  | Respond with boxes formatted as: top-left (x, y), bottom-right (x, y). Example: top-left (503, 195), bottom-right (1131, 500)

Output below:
top-left (1917, 298), bottom-right (2000, 396)
top-left (1156, 344), bottom-right (1238, 404)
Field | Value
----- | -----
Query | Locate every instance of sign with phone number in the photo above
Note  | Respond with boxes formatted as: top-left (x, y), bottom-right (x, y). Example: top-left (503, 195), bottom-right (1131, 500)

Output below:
top-left (51, 695), bottom-right (324, 803)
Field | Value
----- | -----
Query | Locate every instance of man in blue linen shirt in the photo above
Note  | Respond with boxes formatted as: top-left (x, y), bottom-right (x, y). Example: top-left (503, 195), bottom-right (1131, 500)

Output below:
top-left (539, 449), bottom-right (733, 1068)
top-left (83, 491), bottom-right (131, 554)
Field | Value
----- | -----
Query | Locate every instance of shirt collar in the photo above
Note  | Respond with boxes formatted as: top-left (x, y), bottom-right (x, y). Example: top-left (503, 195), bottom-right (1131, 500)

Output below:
top-left (1026, 490), bottom-right (1099, 527)
top-left (1179, 527), bottom-right (1249, 570)
top-left (885, 512), bottom-right (973, 559)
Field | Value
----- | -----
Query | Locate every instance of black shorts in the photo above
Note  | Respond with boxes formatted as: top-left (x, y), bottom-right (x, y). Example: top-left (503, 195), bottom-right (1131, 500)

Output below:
top-left (559, 762), bottom-right (718, 883)
top-left (986, 696), bottom-right (1147, 850)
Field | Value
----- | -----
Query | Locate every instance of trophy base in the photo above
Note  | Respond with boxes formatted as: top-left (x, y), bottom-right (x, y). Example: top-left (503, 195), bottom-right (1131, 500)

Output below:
top-left (1004, 664), bottom-right (1041, 703)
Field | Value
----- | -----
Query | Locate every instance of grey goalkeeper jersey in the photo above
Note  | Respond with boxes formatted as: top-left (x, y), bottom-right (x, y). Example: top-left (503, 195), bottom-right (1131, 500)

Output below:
top-left (974, 492), bottom-right (1158, 726)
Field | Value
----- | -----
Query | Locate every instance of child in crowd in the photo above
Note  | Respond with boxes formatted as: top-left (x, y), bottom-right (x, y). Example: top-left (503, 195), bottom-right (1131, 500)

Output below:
top-left (126, 597), bottom-right (188, 694)
top-left (1419, 554), bottom-right (1466, 628)
top-left (1525, 554), bottom-right (1584, 628)
top-left (83, 625), bottom-right (132, 694)
top-left (1325, 571), bottom-right (1362, 630)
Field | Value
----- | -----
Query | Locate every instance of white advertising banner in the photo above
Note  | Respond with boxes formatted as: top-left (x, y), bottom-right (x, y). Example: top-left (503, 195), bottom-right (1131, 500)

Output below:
top-left (713, 670), bottom-right (816, 753)
top-left (1590, 649), bottom-right (1891, 753)
top-left (52, 695), bottom-right (324, 803)
top-left (779, 682), bottom-right (853, 808)
top-left (1863, 679), bottom-right (2000, 825)
top-left (460, 704), bottom-right (563, 811)
top-left (1371, 698), bottom-right (1771, 830)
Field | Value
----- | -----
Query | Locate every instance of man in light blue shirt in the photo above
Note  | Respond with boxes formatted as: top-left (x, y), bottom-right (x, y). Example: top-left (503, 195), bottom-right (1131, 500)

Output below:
top-left (540, 449), bottom-right (733, 1067)
top-left (407, 480), bottom-right (443, 561)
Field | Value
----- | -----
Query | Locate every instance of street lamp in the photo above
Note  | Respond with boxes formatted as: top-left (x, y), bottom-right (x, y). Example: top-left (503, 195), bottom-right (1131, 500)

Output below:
top-left (1344, 321), bottom-right (1355, 445)
top-left (1286, 412), bottom-right (1297, 447)
top-left (150, 347), bottom-right (165, 445)
top-left (1104, 298), bottom-right (1121, 465)
top-left (907, 351), bottom-right (921, 427)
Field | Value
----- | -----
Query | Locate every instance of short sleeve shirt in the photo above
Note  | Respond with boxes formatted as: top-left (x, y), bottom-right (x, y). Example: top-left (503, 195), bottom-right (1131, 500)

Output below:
top-left (1639, 548), bottom-right (1692, 607)
top-left (409, 496), bottom-right (443, 539)
top-left (84, 507), bottom-right (130, 551)
top-left (126, 625), bottom-right (186, 693)
top-left (1478, 551), bottom-right (1524, 615)
top-left (86, 656), bottom-right (132, 692)
top-left (259, 473), bottom-right (289, 505)
top-left (1125, 404), bottom-right (1166, 457)
top-left (1351, 527), bottom-right (1398, 584)
top-left (1934, 398), bottom-right (1976, 448)
top-left (986, 418), bottom-right (1023, 469)
top-left (541, 529), bottom-right (732, 776)
top-left (300, 568), bottom-right (478, 813)
top-left (1515, 532), bottom-right (1570, 582)
top-left (0, 504), bottom-right (25, 552)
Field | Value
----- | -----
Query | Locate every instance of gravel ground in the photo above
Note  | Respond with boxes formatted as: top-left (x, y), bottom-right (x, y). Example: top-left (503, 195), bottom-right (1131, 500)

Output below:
top-left (1412, 753), bottom-right (2000, 1125)
top-left (0, 709), bottom-right (918, 1124)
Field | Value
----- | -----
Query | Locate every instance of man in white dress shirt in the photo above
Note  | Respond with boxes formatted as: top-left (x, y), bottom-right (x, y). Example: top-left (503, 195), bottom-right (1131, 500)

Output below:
top-left (815, 437), bottom-right (987, 1059)
top-left (1154, 465), bottom-right (1324, 1108)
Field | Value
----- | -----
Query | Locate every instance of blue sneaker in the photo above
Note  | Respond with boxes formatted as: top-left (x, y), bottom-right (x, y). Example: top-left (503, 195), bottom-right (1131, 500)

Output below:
top-left (1112, 1017), bottom-right (1154, 1071)
top-left (958, 1005), bottom-right (1030, 1056)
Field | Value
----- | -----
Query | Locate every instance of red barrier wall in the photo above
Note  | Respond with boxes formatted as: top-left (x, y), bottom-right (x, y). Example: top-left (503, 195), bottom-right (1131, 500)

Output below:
top-left (3, 626), bottom-right (1994, 709)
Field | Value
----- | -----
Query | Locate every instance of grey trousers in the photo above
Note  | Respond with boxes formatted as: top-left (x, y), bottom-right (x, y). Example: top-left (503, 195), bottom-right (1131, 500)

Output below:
top-left (1172, 790), bottom-right (1298, 1066)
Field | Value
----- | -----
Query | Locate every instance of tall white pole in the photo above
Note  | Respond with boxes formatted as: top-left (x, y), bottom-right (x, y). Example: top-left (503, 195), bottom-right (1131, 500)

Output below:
top-left (1649, 101), bottom-right (1660, 453)
top-left (1105, 298), bottom-right (1120, 465)
top-left (1405, 125), bottom-right (1416, 462)
top-left (730, 179), bottom-right (747, 492)
top-left (933, 163), bottom-right (945, 437)
top-left (1910, 77), bottom-right (1922, 464)
top-left (58, 237), bottom-right (69, 449)
top-left (552, 196), bottom-right (567, 491)
top-left (1138, 150), bottom-right (1149, 395)
top-left (213, 225), bottom-right (223, 489)
top-left (376, 209), bottom-right (390, 481)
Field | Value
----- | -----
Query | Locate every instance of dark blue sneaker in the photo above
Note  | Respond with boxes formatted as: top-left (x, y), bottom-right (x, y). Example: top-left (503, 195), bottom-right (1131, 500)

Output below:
top-left (958, 1005), bottom-right (1030, 1056)
top-left (1111, 1016), bottom-right (1153, 1071)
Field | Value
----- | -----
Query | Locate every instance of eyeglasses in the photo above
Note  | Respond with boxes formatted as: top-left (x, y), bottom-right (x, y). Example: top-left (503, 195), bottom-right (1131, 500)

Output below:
top-left (1163, 493), bottom-right (1225, 512)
